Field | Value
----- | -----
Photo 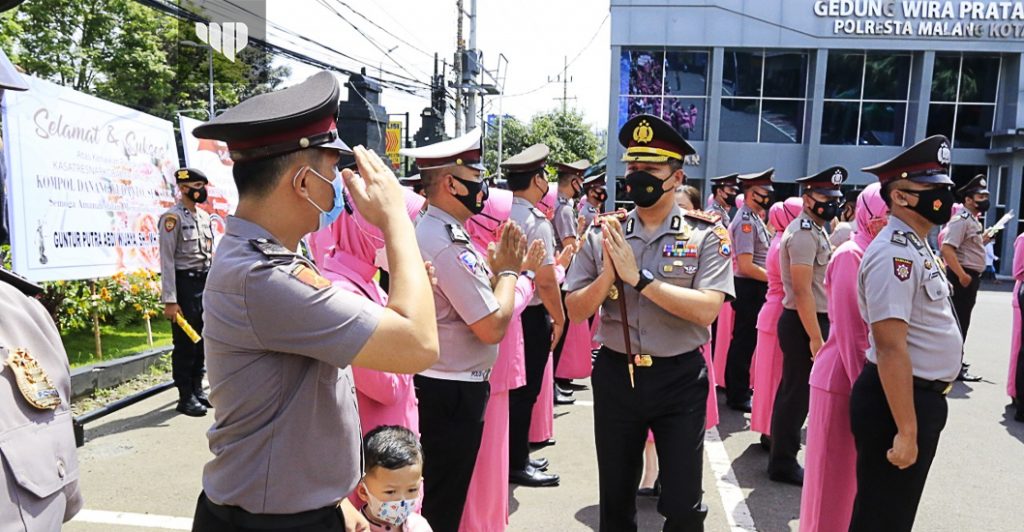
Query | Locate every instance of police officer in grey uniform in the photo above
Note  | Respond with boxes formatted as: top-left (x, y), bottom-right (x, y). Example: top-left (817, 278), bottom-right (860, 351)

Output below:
top-left (504, 144), bottom-right (566, 487)
top-left (851, 134), bottom-right (963, 532)
top-left (566, 114), bottom-right (734, 531)
top-left (580, 172), bottom-right (607, 226)
top-left (724, 169), bottom-right (774, 412)
top-left (190, 71), bottom-right (440, 531)
top-left (769, 166), bottom-right (846, 486)
top-left (159, 167), bottom-right (215, 417)
top-left (551, 159), bottom-right (589, 402)
top-left (403, 128), bottom-right (529, 531)
top-left (1, 267), bottom-right (84, 531)
top-left (940, 174), bottom-right (990, 381)
top-left (708, 173), bottom-right (740, 227)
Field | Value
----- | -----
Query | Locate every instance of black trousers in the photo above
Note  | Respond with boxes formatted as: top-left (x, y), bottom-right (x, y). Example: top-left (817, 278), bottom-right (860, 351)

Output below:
top-left (725, 277), bottom-right (768, 405)
top-left (769, 309), bottom-right (830, 473)
top-left (947, 267), bottom-right (980, 342)
top-left (848, 364), bottom-right (948, 532)
top-left (192, 492), bottom-right (345, 531)
top-left (414, 375), bottom-right (490, 532)
top-left (1018, 285), bottom-right (1024, 402)
top-left (593, 347), bottom-right (708, 532)
top-left (509, 305), bottom-right (552, 469)
top-left (172, 270), bottom-right (207, 397)
top-left (552, 290), bottom-right (569, 384)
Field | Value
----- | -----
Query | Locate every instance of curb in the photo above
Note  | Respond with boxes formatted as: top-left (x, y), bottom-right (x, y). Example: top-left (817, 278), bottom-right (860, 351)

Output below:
top-left (69, 346), bottom-right (173, 400)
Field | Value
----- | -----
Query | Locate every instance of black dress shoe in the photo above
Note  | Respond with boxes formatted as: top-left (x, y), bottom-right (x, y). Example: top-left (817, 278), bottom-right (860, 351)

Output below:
top-left (768, 466), bottom-right (804, 486)
top-left (529, 457), bottom-right (549, 471)
top-left (957, 366), bottom-right (982, 382)
top-left (193, 387), bottom-right (212, 408)
top-left (759, 434), bottom-right (771, 451)
top-left (176, 396), bottom-right (208, 417)
top-left (727, 399), bottom-right (752, 413)
top-left (555, 390), bottom-right (576, 406)
top-left (564, 381), bottom-right (589, 391)
top-left (529, 439), bottom-right (556, 451)
top-left (509, 465), bottom-right (559, 487)
top-left (636, 478), bottom-right (661, 497)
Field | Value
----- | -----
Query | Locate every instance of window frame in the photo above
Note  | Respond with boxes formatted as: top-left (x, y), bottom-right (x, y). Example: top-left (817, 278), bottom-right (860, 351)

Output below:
top-left (820, 51), bottom-right (914, 146)
top-left (928, 53), bottom-right (1001, 149)
top-left (620, 48), bottom-right (711, 141)
top-left (720, 49), bottom-right (810, 144)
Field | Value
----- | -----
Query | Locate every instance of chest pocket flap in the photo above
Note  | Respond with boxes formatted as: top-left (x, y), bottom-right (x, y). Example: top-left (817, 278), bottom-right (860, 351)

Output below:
top-left (924, 276), bottom-right (950, 301)
top-left (0, 411), bottom-right (79, 498)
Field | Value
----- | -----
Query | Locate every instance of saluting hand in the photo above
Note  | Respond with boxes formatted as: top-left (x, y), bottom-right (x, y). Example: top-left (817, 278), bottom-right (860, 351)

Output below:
top-left (488, 221), bottom-right (527, 274)
top-left (601, 218), bottom-right (640, 286)
top-left (342, 146), bottom-right (405, 229)
top-left (522, 239), bottom-right (546, 274)
top-left (887, 431), bottom-right (918, 470)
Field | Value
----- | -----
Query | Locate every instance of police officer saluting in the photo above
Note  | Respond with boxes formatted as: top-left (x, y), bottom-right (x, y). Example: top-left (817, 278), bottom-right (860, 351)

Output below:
top-left (940, 174), bottom-right (990, 381)
top-left (708, 173), bottom-right (740, 226)
top-left (159, 167), bottom-right (214, 417)
top-left (404, 128), bottom-right (529, 530)
top-left (190, 71), bottom-right (439, 531)
top-left (565, 114), bottom-right (734, 531)
top-left (505, 144), bottom-right (565, 487)
top-left (850, 135), bottom-right (963, 532)
top-left (724, 169), bottom-right (774, 412)
top-left (769, 166), bottom-right (846, 485)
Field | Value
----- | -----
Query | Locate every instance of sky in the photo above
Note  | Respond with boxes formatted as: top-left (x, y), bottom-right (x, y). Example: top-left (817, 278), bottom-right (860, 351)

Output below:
top-left (262, 0), bottom-right (612, 136)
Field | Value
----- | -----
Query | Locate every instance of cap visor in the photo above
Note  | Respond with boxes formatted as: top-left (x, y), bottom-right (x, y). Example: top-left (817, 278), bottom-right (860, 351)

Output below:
top-left (911, 174), bottom-right (955, 186)
top-left (320, 136), bottom-right (353, 155)
top-left (621, 154), bottom-right (671, 163)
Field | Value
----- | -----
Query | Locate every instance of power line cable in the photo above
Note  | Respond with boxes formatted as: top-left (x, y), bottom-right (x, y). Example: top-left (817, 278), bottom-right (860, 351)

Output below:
top-left (503, 13), bottom-right (608, 99)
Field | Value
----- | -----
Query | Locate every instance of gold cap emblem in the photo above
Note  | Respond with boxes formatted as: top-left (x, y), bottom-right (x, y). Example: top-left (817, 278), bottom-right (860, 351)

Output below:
top-left (176, 170), bottom-right (189, 181)
top-left (632, 120), bottom-right (654, 144)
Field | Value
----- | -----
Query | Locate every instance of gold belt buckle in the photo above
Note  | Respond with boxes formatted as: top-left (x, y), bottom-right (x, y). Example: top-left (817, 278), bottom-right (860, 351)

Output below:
top-left (942, 382), bottom-right (953, 395)
top-left (633, 354), bottom-right (653, 367)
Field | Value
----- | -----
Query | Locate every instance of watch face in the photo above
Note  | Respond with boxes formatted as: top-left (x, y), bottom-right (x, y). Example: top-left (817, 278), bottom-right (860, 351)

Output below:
top-left (642, 269), bottom-right (654, 282)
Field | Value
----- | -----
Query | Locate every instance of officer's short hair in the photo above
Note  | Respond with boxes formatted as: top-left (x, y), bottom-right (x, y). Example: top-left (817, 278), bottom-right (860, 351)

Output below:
top-left (232, 150), bottom-right (311, 199)
top-left (364, 425), bottom-right (424, 472)
top-left (667, 159), bottom-right (683, 175)
top-left (557, 172), bottom-right (578, 185)
top-left (506, 170), bottom-right (544, 192)
top-left (418, 167), bottom-right (446, 197)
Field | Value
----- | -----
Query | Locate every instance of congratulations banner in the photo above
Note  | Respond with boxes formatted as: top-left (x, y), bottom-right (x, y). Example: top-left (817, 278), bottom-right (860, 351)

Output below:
top-left (179, 114), bottom-right (237, 241)
top-left (2, 76), bottom-right (178, 282)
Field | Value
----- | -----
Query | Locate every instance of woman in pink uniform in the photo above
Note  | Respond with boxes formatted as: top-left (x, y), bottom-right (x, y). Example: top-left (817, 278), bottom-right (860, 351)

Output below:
top-left (712, 194), bottom-right (746, 386)
top-left (1009, 232), bottom-right (1024, 421)
top-left (750, 198), bottom-right (802, 442)
top-left (308, 187), bottom-right (425, 436)
top-left (800, 184), bottom-right (888, 531)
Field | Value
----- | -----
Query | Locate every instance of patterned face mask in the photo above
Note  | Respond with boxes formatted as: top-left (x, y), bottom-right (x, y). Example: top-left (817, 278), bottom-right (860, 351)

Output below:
top-left (363, 482), bottom-right (416, 526)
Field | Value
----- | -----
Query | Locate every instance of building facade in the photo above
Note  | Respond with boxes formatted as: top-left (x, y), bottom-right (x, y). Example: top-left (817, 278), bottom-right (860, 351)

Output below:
top-left (607, 0), bottom-right (1024, 273)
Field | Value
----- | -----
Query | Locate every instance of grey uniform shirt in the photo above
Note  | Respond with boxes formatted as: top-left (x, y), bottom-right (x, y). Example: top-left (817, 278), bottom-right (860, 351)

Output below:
top-left (942, 210), bottom-right (986, 272)
top-left (0, 281), bottom-right (83, 532)
top-left (565, 206), bottom-right (736, 356)
top-left (416, 206), bottom-right (501, 376)
top-left (553, 193), bottom-right (577, 250)
top-left (580, 201), bottom-right (600, 227)
top-left (510, 197), bottom-right (556, 306)
top-left (728, 205), bottom-right (771, 278)
top-left (708, 201), bottom-right (731, 228)
top-left (780, 213), bottom-right (831, 313)
top-left (202, 216), bottom-right (383, 515)
top-left (859, 216), bottom-right (963, 382)
top-left (159, 203), bottom-right (214, 303)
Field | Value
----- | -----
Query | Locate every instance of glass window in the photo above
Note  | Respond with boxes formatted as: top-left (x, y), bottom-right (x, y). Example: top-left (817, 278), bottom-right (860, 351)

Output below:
top-left (763, 52), bottom-right (808, 98)
top-left (954, 105), bottom-right (996, 149)
top-left (622, 50), bottom-right (664, 96)
top-left (719, 99), bottom-right (759, 142)
top-left (722, 51), bottom-right (763, 97)
top-left (719, 49), bottom-right (809, 144)
top-left (997, 166), bottom-right (1009, 207)
top-left (926, 103), bottom-right (956, 139)
top-left (664, 51), bottom-right (709, 96)
top-left (663, 98), bottom-right (705, 141)
top-left (825, 53), bottom-right (863, 99)
top-left (759, 100), bottom-right (804, 143)
top-left (926, 54), bottom-right (1000, 149)
top-left (959, 56), bottom-right (1000, 103)
top-left (931, 54), bottom-right (961, 102)
top-left (821, 51), bottom-right (912, 146)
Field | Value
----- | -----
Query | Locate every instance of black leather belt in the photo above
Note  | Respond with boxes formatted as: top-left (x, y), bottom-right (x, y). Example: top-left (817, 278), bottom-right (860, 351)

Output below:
top-left (201, 492), bottom-right (341, 529)
top-left (865, 362), bottom-right (952, 395)
top-left (177, 269), bottom-right (209, 279)
top-left (602, 346), bottom-right (701, 367)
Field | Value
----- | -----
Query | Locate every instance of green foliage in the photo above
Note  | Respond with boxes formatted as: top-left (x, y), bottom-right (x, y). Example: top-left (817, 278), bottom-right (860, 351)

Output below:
top-left (62, 320), bottom-right (172, 367)
top-left (0, 244), bottom-right (10, 270)
top-left (1, 0), bottom-right (290, 120)
top-left (484, 109), bottom-right (604, 178)
top-left (39, 269), bottom-right (163, 333)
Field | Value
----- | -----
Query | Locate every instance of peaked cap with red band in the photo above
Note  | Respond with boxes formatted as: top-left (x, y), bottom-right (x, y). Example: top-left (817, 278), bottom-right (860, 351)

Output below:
top-left (861, 135), bottom-right (954, 186)
top-left (737, 168), bottom-right (774, 190)
top-left (191, 71), bottom-right (351, 163)
top-left (619, 114), bottom-right (695, 163)
top-left (401, 128), bottom-right (485, 171)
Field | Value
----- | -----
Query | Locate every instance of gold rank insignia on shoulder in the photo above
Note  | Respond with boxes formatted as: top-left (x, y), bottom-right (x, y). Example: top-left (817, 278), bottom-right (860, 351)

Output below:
top-left (3, 347), bottom-right (61, 410)
top-left (290, 263), bottom-right (331, 290)
top-left (634, 354), bottom-right (653, 367)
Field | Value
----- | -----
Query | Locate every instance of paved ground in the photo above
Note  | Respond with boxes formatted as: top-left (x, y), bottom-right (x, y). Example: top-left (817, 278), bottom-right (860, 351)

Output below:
top-left (66, 288), bottom-right (1024, 531)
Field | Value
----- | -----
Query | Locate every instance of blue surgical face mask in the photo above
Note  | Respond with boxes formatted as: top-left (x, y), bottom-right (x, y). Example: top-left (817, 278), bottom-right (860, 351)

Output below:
top-left (298, 166), bottom-right (344, 231)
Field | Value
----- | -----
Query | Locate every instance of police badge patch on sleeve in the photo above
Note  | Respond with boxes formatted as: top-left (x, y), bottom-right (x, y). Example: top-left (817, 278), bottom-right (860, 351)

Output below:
top-left (3, 347), bottom-right (61, 410)
top-left (893, 257), bottom-right (913, 282)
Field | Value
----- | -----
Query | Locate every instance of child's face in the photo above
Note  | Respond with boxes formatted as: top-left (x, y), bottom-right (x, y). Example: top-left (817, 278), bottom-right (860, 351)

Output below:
top-left (359, 464), bottom-right (423, 503)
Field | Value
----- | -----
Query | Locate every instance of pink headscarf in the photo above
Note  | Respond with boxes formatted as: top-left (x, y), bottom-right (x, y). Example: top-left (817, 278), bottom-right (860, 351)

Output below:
top-left (853, 183), bottom-right (888, 249)
top-left (538, 184), bottom-right (559, 219)
top-left (466, 187), bottom-right (514, 255)
top-left (735, 194), bottom-right (744, 209)
top-left (769, 197), bottom-right (803, 233)
top-left (308, 186), bottom-right (425, 280)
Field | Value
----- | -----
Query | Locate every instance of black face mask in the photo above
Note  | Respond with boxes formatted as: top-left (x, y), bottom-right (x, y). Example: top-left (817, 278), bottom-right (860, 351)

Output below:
top-left (723, 192), bottom-right (738, 206)
top-left (626, 171), bottom-right (670, 208)
top-left (752, 191), bottom-right (773, 210)
top-left (905, 186), bottom-right (955, 225)
top-left (453, 175), bottom-right (488, 215)
top-left (593, 189), bottom-right (608, 203)
top-left (571, 180), bottom-right (583, 199)
top-left (810, 198), bottom-right (842, 222)
top-left (975, 199), bottom-right (991, 212)
top-left (188, 187), bottom-right (208, 204)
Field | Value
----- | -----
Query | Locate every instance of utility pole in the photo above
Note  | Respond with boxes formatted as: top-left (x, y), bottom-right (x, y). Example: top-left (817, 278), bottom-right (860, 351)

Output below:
top-left (454, 0), bottom-right (464, 136)
top-left (550, 55), bottom-right (576, 114)
top-left (465, 0), bottom-right (478, 130)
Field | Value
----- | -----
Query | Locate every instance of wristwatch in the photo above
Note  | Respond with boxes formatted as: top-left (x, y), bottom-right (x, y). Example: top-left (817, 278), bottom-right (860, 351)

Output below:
top-left (633, 269), bottom-right (655, 293)
top-left (521, 269), bottom-right (536, 281)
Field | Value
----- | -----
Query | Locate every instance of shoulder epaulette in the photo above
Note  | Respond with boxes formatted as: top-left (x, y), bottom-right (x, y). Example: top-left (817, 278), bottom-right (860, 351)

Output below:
top-left (446, 224), bottom-right (471, 244)
top-left (959, 210), bottom-right (971, 219)
top-left (800, 218), bottom-right (812, 230)
top-left (890, 231), bottom-right (908, 247)
top-left (683, 209), bottom-right (721, 225)
top-left (531, 207), bottom-right (546, 218)
top-left (250, 238), bottom-right (297, 259)
top-left (0, 268), bottom-right (42, 297)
